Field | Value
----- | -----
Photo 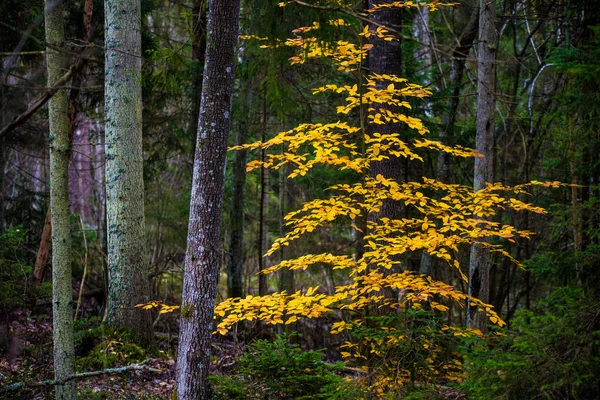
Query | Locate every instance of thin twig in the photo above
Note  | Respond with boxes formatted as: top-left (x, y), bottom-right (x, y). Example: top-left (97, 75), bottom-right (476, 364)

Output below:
top-left (74, 215), bottom-right (89, 320)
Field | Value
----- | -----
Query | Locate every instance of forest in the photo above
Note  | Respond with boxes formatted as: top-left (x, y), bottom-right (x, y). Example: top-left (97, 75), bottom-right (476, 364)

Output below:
top-left (0, 0), bottom-right (599, 399)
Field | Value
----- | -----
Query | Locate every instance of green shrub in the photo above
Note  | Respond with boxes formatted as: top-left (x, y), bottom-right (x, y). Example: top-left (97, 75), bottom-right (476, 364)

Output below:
top-left (75, 318), bottom-right (155, 371)
top-left (210, 334), bottom-right (349, 400)
top-left (462, 288), bottom-right (600, 400)
top-left (0, 226), bottom-right (50, 310)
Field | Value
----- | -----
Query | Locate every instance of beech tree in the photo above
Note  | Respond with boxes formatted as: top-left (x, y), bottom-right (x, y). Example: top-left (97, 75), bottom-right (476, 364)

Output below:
top-left (45, 0), bottom-right (76, 398)
top-left (176, 0), bottom-right (241, 398)
top-left (214, 10), bottom-right (552, 393)
top-left (104, 0), bottom-right (152, 341)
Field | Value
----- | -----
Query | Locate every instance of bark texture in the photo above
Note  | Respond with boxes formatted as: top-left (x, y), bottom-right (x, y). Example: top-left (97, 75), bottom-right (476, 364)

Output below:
top-left (104, 0), bottom-right (152, 341)
top-left (367, 1), bottom-right (404, 304)
top-left (45, 0), bottom-right (77, 397)
top-left (176, 0), bottom-right (241, 398)
top-left (468, 0), bottom-right (497, 331)
top-left (368, 0), bottom-right (403, 221)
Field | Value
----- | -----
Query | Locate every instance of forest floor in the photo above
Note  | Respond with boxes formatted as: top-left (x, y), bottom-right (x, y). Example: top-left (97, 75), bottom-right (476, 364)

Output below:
top-left (1, 309), bottom-right (468, 399)
top-left (0, 310), bottom-right (178, 400)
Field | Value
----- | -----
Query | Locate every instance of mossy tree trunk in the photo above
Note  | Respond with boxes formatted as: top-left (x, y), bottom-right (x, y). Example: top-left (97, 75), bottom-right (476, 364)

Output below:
top-left (176, 0), bottom-right (241, 398)
top-left (468, 0), bottom-right (497, 331)
top-left (104, 0), bottom-right (152, 342)
top-left (45, 0), bottom-right (77, 398)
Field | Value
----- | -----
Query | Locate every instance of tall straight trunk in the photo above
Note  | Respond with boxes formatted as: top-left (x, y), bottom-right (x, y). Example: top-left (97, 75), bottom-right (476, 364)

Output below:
top-left (420, 5), bottom-right (479, 276)
top-left (0, 64), bottom-right (6, 234)
top-left (176, 0), bottom-right (241, 398)
top-left (188, 0), bottom-right (207, 157)
top-left (278, 161), bottom-right (294, 294)
top-left (569, 116), bottom-right (582, 285)
top-left (0, 136), bottom-right (6, 234)
top-left (104, 0), bottom-right (152, 341)
top-left (227, 118), bottom-right (248, 299)
top-left (468, 0), bottom-right (497, 331)
top-left (367, 1), bottom-right (403, 310)
top-left (258, 94), bottom-right (268, 296)
top-left (413, 4), bottom-right (432, 115)
top-left (45, 0), bottom-right (77, 398)
top-left (368, 1), bottom-right (403, 219)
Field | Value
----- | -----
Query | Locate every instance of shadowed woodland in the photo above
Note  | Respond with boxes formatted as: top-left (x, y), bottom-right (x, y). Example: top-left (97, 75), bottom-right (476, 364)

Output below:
top-left (0, 0), bottom-right (599, 399)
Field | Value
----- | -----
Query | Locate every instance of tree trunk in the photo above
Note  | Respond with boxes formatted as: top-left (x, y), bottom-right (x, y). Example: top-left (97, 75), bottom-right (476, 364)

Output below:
top-left (412, 4), bottom-right (432, 115)
top-left (33, 208), bottom-right (52, 282)
top-left (0, 62), bottom-right (6, 234)
top-left (419, 4), bottom-right (479, 276)
top-left (258, 97), bottom-right (269, 296)
top-left (278, 161), bottom-right (295, 294)
top-left (176, 0), bottom-right (241, 398)
top-left (468, 0), bottom-right (497, 331)
top-left (45, 0), bottom-right (77, 397)
top-left (104, 0), bottom-right (152, 342)
top-left (367, 0), bottom-right (404, 308)
top-left (227, 113), bottom-right (248, 299)
top-left (368, 0), bottom-right (403, 217)
top-left (188, 0), bottom-right (207, 159)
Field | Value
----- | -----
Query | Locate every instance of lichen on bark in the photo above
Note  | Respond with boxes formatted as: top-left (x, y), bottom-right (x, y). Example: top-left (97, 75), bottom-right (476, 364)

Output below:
top-left (45, 0), bottom-right (77, 398)
top-left (104, 0), bottom-right (152, 343)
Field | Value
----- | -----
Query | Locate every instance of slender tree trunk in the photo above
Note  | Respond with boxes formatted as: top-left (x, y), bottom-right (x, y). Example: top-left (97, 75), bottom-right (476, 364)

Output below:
top-left (258, 94), bottom-right (269, 296)
top-left (45, 0), bottom-right (77, 397)
top-left (188, 0), bottom-right (207, 159)
top-left (278, 160), bottom-right (294, 294)
top-left (104, 0), bottom-right (152, 342)
top-left (420, 5), bottom-right (479, 276)
top-left (0, 63), bottom-right (6, 234)
top-left (176, 0), bottom-right (241, 398)
top-left (367, 1), bottom-right (403, 310)
top-left (33, 209), bottom-right (52, 282)
top-left (227, 111), bottom-right (248, 299)
top-left (413, 4), bottom-right (432, 115)
top-left (569, 116), bottom-right (582, 285)
top-left (468, 0), bottom-right (497, 331)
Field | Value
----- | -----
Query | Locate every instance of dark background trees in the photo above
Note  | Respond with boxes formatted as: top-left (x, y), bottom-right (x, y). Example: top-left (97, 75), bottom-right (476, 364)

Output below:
top-left (0, 0), bottom-right (599, 398)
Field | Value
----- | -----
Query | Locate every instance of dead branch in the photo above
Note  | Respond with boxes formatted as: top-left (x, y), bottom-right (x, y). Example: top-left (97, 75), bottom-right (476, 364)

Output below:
top-left (0, 361), bottom-right (162, 393)
top-left (0, 58), bottom-right (87, 140)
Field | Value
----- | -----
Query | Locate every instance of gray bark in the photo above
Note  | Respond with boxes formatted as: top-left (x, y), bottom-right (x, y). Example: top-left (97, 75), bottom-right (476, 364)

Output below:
top-left (468, 0), bottom-right (497, 331)
top-left (419, 5), bottom-right (479, 276)
top-left (176, 0), bottom-right (241, 398)
top-left (45, 0), bottom-right (77, 398)
top-left (104, 0), bottom-right (152, 341)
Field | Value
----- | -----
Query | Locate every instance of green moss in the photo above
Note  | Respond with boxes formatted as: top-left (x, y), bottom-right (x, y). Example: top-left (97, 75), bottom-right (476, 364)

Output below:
top-left (181, 302), bottom-right (195, 319)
